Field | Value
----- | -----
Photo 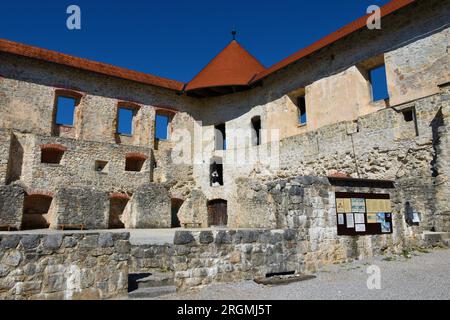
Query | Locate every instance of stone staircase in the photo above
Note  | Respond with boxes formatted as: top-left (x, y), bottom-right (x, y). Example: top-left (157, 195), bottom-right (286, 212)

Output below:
top-left (128, 272), bottom-right (176, 299)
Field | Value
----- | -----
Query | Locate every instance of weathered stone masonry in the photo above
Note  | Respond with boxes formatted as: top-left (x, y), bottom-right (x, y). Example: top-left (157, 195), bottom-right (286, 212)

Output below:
top-left (0, 0), bottom-right (449, 297)
top-left (0, 231), bottom-right (129, 300)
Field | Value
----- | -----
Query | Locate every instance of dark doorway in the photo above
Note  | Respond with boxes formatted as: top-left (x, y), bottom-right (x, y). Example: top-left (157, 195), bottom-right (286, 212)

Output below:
top-left (22, 195), bottom-right (53, 230)
top-left (109, 197), bottom-right (129, 229)
top-left (171, 198), bottom-right (183, 228)
top-left (207, 199), bottom-right (228, 227)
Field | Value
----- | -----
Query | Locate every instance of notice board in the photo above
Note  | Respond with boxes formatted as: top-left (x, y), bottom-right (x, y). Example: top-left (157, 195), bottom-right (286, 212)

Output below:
top-left (335, 192), bottom-right (393, 236)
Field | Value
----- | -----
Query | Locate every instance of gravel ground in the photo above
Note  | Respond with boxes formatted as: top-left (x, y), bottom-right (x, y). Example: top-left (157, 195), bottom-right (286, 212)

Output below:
top-left (158, 248), bottom-right (450, 300)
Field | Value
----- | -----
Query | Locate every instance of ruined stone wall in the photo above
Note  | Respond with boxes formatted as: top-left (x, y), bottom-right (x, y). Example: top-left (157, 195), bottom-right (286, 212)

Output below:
top-left (153, 139), bottom-right (195, 200)
top-left (16, 132), bottom-right (152, 194)
top-left (189, 0), bottom-right (449, 203)
top-left (0, 53), bottom-right (198, 205)
top-left (434, 84), bottom-right (450, 231)
top-left (277, 92), bottom-right (446, 232)
top-left (128, 184), bottom-right (171, 228)
top-left (172, 229), bottom-right (300, 290)
top-left (182, 91), bottom-right (447, 234)
top-left (0, 231), bottom-right (129, 300)
top-left (0, 52), bottom-right (203, 146)
top-left (197, 0), bottom-right (448, 141)
top-left (229, 175), bottom-right (412, 261)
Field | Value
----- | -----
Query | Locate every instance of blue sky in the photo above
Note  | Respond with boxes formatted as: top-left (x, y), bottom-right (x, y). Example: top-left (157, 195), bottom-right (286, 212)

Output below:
top-left (0, 0), bottom-right (390, 82)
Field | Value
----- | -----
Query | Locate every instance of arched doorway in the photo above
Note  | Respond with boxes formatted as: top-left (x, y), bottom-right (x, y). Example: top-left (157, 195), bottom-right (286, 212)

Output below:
top-left (207, 199), bottom-right (227, 227)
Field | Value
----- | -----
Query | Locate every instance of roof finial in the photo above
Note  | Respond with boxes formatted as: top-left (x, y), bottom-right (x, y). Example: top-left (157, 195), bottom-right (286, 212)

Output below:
top-left (231, 26), bottom-right (237, 41)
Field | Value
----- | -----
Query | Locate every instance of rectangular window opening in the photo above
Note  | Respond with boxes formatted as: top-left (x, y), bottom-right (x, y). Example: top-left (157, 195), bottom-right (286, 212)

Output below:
top-left (41, 148), bottom-right (64, 164)
top-left (125, 157), bottom-right (145, 172)
top-left (117, 108), bottom-right (134, 135)
top-left (55, 96), bottom-right (77, 126)
top-left (297, 96), bottom-right (307, 125)
top-left (215, 123), bottom-right (226, 150)
top-left (155, 114), bottom-right (170, 141)
top-left (369, 65), bottom-right (389, 101)
top-left (210, 160), bottom-right (223, 186)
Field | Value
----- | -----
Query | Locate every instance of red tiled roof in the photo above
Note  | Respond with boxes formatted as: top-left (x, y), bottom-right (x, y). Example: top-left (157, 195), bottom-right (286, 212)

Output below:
top-left (251, 0), bottom-right (416, 83)
top-left (0, 38), bottom-right (184, 91)
top-left (0, 0), bottom-right (416, 94)
top-left (185, 40), bottom-right (266, 91)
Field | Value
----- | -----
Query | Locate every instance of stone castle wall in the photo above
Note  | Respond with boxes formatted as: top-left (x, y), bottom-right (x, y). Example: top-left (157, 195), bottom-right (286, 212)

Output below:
top-left (15, 132), bottom-right (153, 194)
top-left (0, 231), bottom-right (130, 300)
top-left (172, 229), bottom-right (300, 290)
top-left (0, 129), bottom-right (11, 185)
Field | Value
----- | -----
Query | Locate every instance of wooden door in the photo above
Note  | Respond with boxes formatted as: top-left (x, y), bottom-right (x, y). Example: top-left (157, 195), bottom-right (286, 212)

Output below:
top-left (208, 200), bottom-right (228, 227)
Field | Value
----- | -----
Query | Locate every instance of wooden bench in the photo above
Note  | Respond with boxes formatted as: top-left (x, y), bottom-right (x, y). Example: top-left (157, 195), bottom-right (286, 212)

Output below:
top-left (57, 224), bottom-right (85, 231)
top-left (182, 223), bottom-right (201, 229)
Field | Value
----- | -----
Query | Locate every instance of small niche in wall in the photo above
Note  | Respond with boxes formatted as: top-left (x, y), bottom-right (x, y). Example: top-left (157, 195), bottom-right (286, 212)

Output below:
top-left (402, 109), bottom-right (414, 122)
top-left (40, 144), bottom-right (66, 164)
top-left (125, 153), bottom-right (147, 172)
top-left (94, 160), bottom-right (109, 173)
top-left (109, 194), bottom-right (130, 229)
top-left (401, 107), bottom-right (419, 136)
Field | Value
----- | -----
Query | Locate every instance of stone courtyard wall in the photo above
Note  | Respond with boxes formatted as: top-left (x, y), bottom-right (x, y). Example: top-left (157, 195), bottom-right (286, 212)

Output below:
top-left (17, 133), bottom-right (152, 194)
top-left (0, 231), bottom-right (129, 300)
top-left (172, 229), bottom-right (300, 290)
top-left (129, 243), bottom-right (174, 274)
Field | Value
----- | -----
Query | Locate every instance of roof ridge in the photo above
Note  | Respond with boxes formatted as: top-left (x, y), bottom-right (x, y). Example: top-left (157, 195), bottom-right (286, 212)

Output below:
top-left (0, 38), bottom-right (185, 91)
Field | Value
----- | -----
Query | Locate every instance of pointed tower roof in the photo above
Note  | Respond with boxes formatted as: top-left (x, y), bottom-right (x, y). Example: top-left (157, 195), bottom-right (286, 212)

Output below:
top-left (185, 40), bottom-right (266, 96)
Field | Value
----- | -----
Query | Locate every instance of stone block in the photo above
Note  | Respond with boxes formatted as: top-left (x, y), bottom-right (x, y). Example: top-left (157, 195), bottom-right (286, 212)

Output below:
top-left (0, 184), bottom-right (25, 230)
top-left (51, 187), bottom-right (109, 229)
top-left (174, 231), bottom-right (195, 245)
top-left (130, 183), bottom-right (171, 228)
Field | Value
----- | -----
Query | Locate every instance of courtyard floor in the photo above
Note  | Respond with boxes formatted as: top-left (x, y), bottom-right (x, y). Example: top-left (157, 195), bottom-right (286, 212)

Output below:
top-left (157, 247), bottom-right (450, 300)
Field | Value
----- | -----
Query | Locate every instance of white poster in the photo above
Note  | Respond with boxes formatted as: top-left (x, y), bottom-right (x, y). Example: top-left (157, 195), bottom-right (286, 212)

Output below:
top-left (346, 213), bottom-right (354, 228)
top-left (354, 213), bottom-right (365, 224)
top-left (355, 224), bottom-right (366, 232)
top-left (338, 214), bottom-right (344, 225)
top-left (351, 198), bottom-right (366, 213)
